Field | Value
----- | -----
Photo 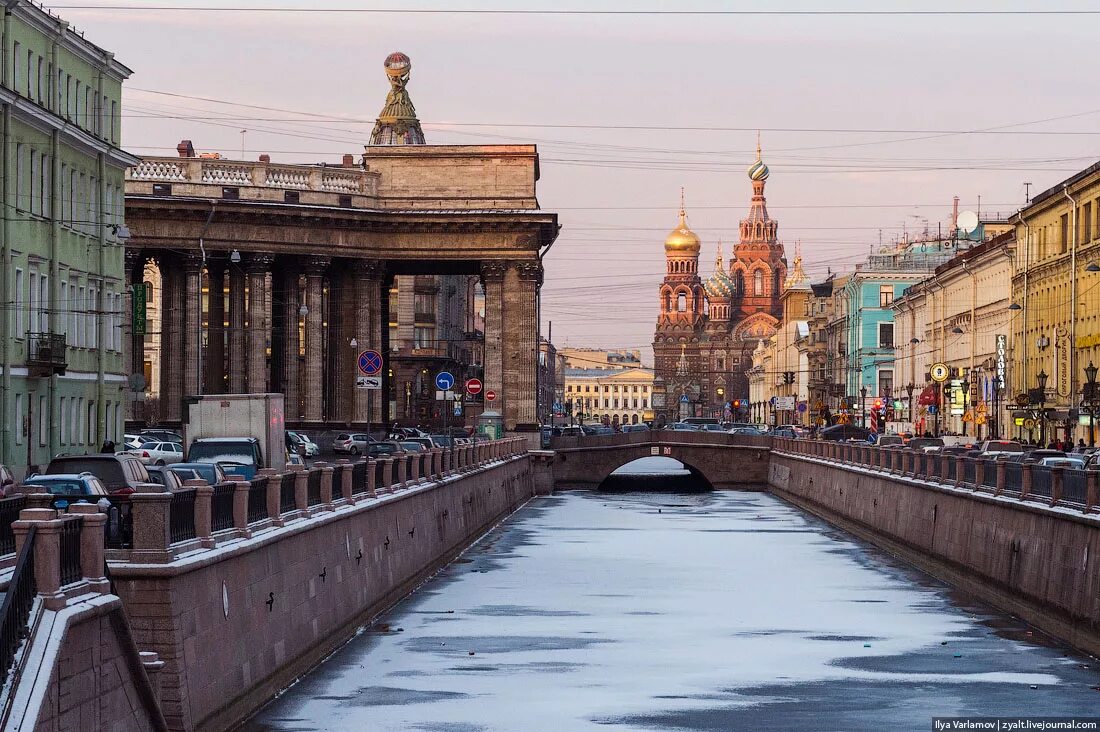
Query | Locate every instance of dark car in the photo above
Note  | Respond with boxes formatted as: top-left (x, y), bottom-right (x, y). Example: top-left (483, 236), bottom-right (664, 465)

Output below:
top-left (186, 437), bottom-right (264, 480)
top-left (145, 465), bottom-right (185, 492)
top-left (819, 424), bottom-right (872, 442)
top-left (907, 437), bottom-right (945, 451)
top-left (0, 464), bottom-right (15, 497)
top-left (368, 442), bottom-right (406, 458)
top-left (169, 462), bottom-right (229, 485)
top-left (23, 473), bottom-right (110, 510)
top-left (45, 453), bottom-right (150, 495)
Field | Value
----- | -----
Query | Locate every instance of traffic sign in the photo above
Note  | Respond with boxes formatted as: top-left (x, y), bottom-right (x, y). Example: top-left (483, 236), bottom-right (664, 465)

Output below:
top-left (485, 390), bottom-right (497, 402)
top-left (465, 377), bottom-right (483, 396)
top-left (358, 349), bottom-right (383, 376)
top-left (356, 375), bottom-right (382, 390)
top-left (435, 371), bottom-right (455, 391)
top-left (797, 401), bottom-right (807, 413)
top-left (930, 362), bottom-right (950, 383)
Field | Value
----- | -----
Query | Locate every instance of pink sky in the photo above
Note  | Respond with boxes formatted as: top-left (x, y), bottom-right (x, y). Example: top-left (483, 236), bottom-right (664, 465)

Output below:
top-left (54, 1), bottom-right (1100, 363)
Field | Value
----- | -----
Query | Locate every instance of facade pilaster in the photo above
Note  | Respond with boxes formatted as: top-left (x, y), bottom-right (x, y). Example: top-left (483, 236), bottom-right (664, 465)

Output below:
top-left (206, 261), bottom-right (226, 394)
top-left (183, 254), bottom-right (202, 399)
top-left (246, 254), bottom-right (274, 393)
top-left (228, 264), bottom-right (246, 393)
top-left (159, 255), bottom-right (184, 423)
top-left (353, 259), bottom-right (384, 423)
top-left (303, 257), bottom-right (329, 421)
top-left (501, 261), bottom-right (542, 429)
top-left (280, 267), bottom-right (302, 419)
top-left (481, 261), bottom-right (507, 421)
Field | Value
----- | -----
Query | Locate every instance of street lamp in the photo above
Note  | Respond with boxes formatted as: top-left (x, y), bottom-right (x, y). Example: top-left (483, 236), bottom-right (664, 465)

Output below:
top-left (1083, 361), bottom-right (1100, 447)
top-left (960, 376), bottom-right (971, 437)
top-left (1036, 370), bottom-right (1049, 445)
top-left (905, 382), bottom-right (915, 428)
top-left (860, 385), bottom-right (868, 428)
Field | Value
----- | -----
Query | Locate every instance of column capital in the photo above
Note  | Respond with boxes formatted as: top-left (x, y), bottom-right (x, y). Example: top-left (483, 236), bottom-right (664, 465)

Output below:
top-left (246, 253), bottom-right (276, 273)
top-left (183, 252), bottom-right (204, 272)
top-left (124, 248), bottom-right (146, 269)
top-left (513, 261), bottom-right (544, 284)
top-left (303, 256), bottom-right (331, 276)
top-left (350, 258), bottom-right (385, 279)
top-left (481, 260), bottom-right (508, 282)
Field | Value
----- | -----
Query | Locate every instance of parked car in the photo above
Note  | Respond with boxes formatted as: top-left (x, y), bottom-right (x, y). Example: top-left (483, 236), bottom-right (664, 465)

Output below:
top-left (0, 464), bottom-right (15, 497)
top-left (125, 441), bottom-right (185, 466)
top-left (907, 437), bottom-right (945, 451)
top-left (400, 441), bottom-right (427, 453)
top-left (819, 424), bottom-right (872, 442)
top-left (730, 426), bottom-right (767, 435)
top-left (45, 454), bottom-right (150, 495)
top-left (332, 433), bottom-right (372, 455)
top-left (367, 442), bottom-right (406, 458)
top-left (558, 426), bottom-right (584, 437)
top-left (666, 422), bottom-right (700, 431)
top-left (139, 428), bottom-right (183, 443)
top-left (145, 465), bottom-right (186, 492)
top-left (287, 431), bottom-right (320, 458)
top-left (1009, 449), bottom-right (1065, 464)
top-left (186, 437), bottom-right (264, 480)
top-left (23, 473), bottom-right (110, 510)
top-left (429, 434), bottom-right (456, 448)
top-left (168, 462), bottom-right (229, 486)
top-left (1036, 455), bottom-right (1087, 469)
top-left (403, 437), bottom-right (438, 451)
top-left (875, 434), bottom-right (905, 447)
top-left (772, 426), bottom-right (798, 439)
top-left (123, 433), bottom-right (152, 450)
top-left (977, 440), bottom-right (1024, 459)
top-left (620, 424), bottom-right (650, 433)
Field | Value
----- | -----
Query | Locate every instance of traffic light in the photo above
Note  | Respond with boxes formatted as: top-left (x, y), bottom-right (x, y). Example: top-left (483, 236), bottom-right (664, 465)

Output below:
top-left (873, 398), bottom-right (883, 410)
top-left (732, 399), bottom-right (742, 408)
top-left (782, 371), bottom-right (796, 385)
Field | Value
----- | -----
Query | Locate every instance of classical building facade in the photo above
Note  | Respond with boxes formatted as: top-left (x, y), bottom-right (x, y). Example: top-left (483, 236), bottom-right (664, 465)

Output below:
top-left (1011, 162), bottom-right (1100, 444)
top-left (564, 367), bottom-right (655, 426)
top-left (558, 348), bottom-right (643, 371)
top-left (892, 232), bottom-right (1016, 439)
top-left (1, 2), bottom-right (137, 474)
top-left (652, 145), bottom-right (786, 422)
top-left (123, 53), bottom-right (558, 433)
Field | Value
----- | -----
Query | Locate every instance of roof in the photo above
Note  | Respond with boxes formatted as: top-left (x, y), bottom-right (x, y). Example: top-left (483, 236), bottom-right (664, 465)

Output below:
top-left (1028, 159), bottom-right (1100, 209)
top-left (564, 367), bottom-right (653, 380)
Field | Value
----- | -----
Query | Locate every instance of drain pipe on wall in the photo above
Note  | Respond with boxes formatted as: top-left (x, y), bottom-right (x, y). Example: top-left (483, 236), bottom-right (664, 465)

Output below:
top-left (1064, 185), bottom-right (1079, 441)
top-left (1016, 211), bottom-right (1031, 399)
top-left (196, 201), bottom-right (218, 396)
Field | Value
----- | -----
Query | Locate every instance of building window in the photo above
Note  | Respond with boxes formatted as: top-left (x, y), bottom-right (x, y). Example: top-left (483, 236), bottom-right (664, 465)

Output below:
top-left (677, 292), bottom-right (687, 312)
top-left (39, 395), bottom-right (47, 446)
top-left (1084, 202), bottom-right (1093, 243)
top-left (14, 394), bottom-right (23, 445)
top-left (413, 326), bottom-right (434, 349)
top-left (878, 323), bottom-right (894, 348)
top-left (60, 397), bottom-right (68, 445)
top-left (28, 272), bottom-right (38, 333)
top-left (14, 269), bottom-right (25, 337)
top-left (753, 270), bottom-right (764, 296)
top-left (1061, 213), bottom-right (1069, 254)
top-left (879, 285), bottom-right (894, 307)
top-left (878, 369), bottom-right (894, 398)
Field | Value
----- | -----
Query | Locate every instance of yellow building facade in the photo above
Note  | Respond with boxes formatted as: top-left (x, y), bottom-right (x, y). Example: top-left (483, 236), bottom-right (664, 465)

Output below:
top-left (1012, 163), bottom-right (1100, 444)
top-left (563, 367), bottom-right (655, 426)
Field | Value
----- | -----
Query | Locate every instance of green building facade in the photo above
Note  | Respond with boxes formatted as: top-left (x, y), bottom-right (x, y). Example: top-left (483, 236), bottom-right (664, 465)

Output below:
top-left (1, 1), bottom-right (137, 476)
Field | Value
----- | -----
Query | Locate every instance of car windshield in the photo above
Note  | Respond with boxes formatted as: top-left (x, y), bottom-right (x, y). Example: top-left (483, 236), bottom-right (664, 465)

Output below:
top-left (985, 442), bottom-right (1023, 452)
top-left (46, 458), bottom-right (127, 486)
top-left (188, 441), bottom-right (256, 465)
top-left (28, 479), bottom-right (86, 495)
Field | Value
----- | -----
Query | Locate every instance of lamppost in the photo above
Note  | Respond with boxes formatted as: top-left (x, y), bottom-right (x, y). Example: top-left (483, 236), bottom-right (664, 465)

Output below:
top-left (905, 382), bottom-right (915, 430)
top-left (1034, 369), bottom-right (1049, 445)
top-left (960, 374), bottom-right (970, 437)
top-left (1083, 361), bottom-right (1100, 448)
top-left (860, 385), bottom-right (868, 428)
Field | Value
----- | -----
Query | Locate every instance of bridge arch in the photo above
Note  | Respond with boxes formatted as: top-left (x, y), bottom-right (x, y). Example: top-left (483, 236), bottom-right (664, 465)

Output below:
top-left (597, 456), bottom-right (714, 492)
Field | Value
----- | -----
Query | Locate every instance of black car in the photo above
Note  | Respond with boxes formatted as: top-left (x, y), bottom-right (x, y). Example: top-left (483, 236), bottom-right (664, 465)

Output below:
top-left (819, 424), bottom-right (872, 442)
top-left (45, 454), bottom-right (150, 495)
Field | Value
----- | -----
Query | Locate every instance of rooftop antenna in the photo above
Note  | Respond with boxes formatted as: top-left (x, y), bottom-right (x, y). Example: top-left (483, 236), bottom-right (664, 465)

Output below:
top-left (240, 129), bottom-right (247, 159)
top-left (1024, 181), bottom-right (1032, 204)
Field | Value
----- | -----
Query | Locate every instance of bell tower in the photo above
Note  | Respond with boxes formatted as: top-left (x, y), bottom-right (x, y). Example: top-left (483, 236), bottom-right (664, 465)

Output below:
top-left (731, 135), bottom-right (786, 321)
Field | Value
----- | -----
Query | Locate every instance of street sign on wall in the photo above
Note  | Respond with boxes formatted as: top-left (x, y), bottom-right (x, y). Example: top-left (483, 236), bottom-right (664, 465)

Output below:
top-left (133, 282), bottom-right (148, 336)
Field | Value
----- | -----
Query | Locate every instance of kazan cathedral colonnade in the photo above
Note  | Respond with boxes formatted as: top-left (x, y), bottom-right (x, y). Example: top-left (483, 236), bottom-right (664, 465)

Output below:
top-left (653, 143), bottom-right (788, 422)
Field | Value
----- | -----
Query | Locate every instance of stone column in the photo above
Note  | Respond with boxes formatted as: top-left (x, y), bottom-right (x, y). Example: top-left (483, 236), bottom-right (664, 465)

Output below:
top-left (13, 509), bottom-right (66, 610)
top-left (280, 267), bottom-right (302, 420)
top-left (123, 250), bottom-right (145, 416)
top-left (502, 261), bottom-right (541, 430)
top-left (159, 255), bottom-right (184, 423)
top-left (246, 254), bottom-right (274, 393)
top-left (183, 254), bottom-right (203, 399)
top-left (206, 261), bottom-right (226, 394)
top-left (302, 257), bottom-right (329, 421)
top-left (353, 259), bottom-right (384, 423)
top-left (481, 261), bottom-right (507, 421)
top-left (228, 263), bottom-right (246, 393)
top-left (68, 504), bottom-right (108, 594)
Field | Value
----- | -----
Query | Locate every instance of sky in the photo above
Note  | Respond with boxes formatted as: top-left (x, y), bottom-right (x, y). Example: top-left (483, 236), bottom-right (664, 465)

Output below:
top-left (49, 0), bottom-right (1100, 363)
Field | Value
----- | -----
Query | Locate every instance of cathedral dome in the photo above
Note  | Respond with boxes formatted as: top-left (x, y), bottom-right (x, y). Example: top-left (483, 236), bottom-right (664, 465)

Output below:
top-left (665, 208), bottom-right (700, 254)
top-left (704, 267), bottom-right (733, 300)
top-left (748, 158), bottom-right (769, 181)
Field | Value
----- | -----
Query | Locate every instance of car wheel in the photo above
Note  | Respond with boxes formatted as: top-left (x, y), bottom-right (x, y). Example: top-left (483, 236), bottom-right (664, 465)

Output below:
top-left (156, 460), bottom-right (166, 466)
top-left (349, 446), bottom-right (359, 455)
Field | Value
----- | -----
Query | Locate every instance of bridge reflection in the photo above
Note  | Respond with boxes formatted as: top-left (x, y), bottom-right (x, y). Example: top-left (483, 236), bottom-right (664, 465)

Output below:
top-left (598, 456), bottom-right (713, 492)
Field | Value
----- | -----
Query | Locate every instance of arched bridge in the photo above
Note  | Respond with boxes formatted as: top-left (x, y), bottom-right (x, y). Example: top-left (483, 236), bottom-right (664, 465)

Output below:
top-left (547, 430), bottom-right (773, 490)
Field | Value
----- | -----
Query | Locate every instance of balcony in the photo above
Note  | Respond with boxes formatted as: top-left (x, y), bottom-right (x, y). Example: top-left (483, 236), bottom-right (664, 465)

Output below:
top-left (27, 333), bottom-right (67, 376)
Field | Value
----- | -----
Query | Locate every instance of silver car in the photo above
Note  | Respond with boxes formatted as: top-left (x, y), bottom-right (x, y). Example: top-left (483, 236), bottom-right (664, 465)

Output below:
top-left (332, 433), bottom-right (371, 455)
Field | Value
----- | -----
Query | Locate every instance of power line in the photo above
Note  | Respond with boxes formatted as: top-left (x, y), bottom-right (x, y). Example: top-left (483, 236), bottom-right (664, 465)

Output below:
top-left (45, 5), bottom-right (1100, 14)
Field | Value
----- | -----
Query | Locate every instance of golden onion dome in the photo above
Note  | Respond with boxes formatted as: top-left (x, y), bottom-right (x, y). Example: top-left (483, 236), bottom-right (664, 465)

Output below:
top-left (665, 208), bottom-right (701, 254)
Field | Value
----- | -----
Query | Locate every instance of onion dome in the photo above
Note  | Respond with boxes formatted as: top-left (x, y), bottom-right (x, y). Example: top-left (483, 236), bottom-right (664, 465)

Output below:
top-left (665, 191), bottom-right (701, 254)
top-left (704, 243), bottom-right (734, 300)
top-left (748, 131), bottom-right (770, 181)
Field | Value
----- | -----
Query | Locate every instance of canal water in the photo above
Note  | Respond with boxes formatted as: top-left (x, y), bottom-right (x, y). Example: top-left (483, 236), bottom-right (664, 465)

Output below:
top-left (243, 485), bottom-right (1100, 731)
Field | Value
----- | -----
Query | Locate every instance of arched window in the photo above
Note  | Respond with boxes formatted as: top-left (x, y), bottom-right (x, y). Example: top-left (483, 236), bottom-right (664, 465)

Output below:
top-left (663, 290), bottom-right (672, 312)
top-left (773, 270), bottom-right (782, 296)
top-left (753, 270), bottom-right (764, 296)
top-left (677, 292), bottom-right (687, 312)
top-left (734, 271), bottom-right (744, 295)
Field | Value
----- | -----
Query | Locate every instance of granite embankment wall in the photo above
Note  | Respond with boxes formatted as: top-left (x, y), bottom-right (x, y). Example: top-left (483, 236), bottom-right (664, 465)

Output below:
top-left (769, 449), bottom-right (1100, 657)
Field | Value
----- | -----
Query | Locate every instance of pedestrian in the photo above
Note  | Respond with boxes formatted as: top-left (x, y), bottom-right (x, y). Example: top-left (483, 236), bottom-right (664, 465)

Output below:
top-left (100, 439), bottom-right (115, 454)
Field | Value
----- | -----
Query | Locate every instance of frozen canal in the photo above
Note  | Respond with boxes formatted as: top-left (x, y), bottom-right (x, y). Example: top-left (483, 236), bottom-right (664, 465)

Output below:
top-left (243, 489), bottom-right (1100, 731)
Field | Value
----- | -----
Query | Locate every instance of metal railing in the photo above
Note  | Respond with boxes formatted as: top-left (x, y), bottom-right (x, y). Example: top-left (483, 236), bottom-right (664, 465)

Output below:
top-left (1031, 466), bottom-right (1053, 499)
top-left (247, 477), bottom-right (269, 523)
top-left (1064, 470), bottom-right (1088, 506)
top-left (0, 525), bottom-right (36, 682)
top-left (104, 498), bottom-right (133, 549)
top-left (0, 496), bottom-right (27, 556)
top-left (306, 470), bottom-right (322, 507)
top-left (279, 473), bottom-right (296, 514)
top-left (212, 484), bottom-right (235, 531)
top-left (169, 489), bottom-right (197, 543)
top-left (352, 461), bottom-right (369, 495)
top-left (58, 517), bottom-right (82, 587)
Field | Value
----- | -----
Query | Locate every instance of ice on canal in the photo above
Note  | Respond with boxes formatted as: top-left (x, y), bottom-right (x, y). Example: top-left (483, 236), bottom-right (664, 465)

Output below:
top-left (243, 490), bottom-right (1100, 731)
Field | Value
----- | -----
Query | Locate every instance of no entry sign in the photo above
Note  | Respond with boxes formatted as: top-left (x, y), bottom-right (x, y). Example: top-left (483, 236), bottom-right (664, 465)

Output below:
top-left (485, 390), bottom-right (497, 402)
top-left (465, 378), bottom-right (483, 395)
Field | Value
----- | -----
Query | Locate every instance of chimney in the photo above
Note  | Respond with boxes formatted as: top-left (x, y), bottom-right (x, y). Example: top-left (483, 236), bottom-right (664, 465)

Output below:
top-left (177, 139), bottom-right (195, 158)
top-left (952, 196), bottom-right (959, 233)
top-left (342, 154), bottom-right (354, 168)
top-left (259, 154), bottom-right (271, 163)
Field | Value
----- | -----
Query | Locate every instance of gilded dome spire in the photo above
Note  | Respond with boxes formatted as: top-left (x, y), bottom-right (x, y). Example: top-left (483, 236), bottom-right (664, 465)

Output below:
top-left (665, 187), bottom-right (701, 254)
top-left (370, 51), bottom-right (426, 146)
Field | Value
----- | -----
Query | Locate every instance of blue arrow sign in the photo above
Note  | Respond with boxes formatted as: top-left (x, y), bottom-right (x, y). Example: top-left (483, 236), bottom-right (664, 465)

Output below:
top-left (358, 349), bottom-right (383, 376)
top-left (435, 371), bottom-right (455, 391)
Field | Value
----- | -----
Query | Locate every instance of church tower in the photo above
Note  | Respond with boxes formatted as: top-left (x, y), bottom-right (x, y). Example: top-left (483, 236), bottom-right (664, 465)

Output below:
top-left (730, 137), bottom-right (786, 321)
top-left (653, 193), bottom-right (706, 421)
